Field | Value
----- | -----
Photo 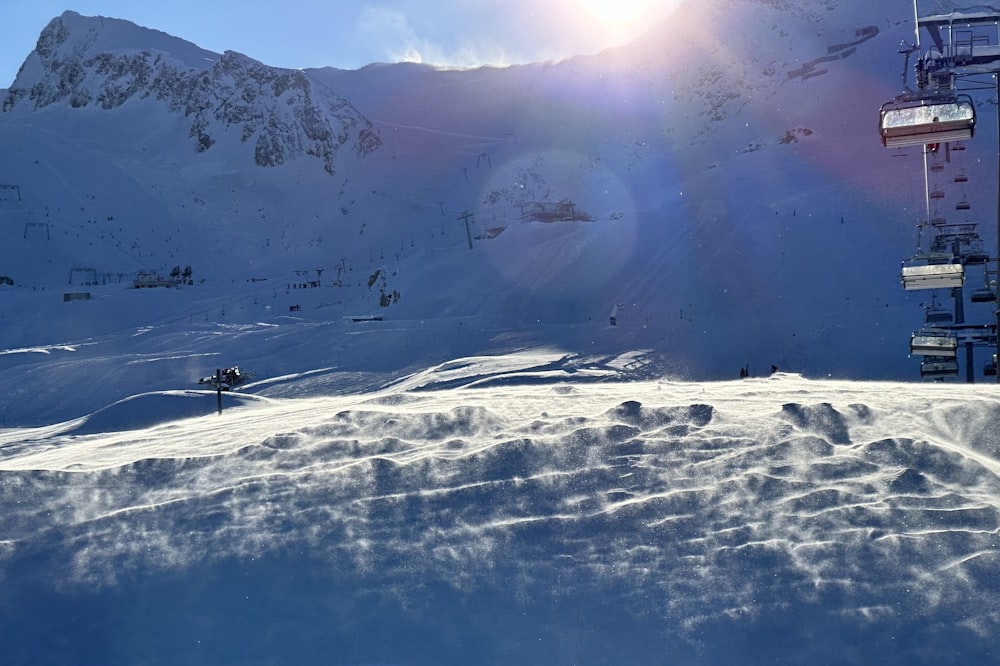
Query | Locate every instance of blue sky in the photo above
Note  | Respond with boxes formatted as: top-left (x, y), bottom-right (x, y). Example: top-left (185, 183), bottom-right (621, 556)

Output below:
top-left (0, 0), bottom-right (681, 86)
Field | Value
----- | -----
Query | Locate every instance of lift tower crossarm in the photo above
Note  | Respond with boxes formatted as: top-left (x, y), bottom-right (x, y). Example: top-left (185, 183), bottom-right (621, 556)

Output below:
top-left (916, 12), bottom-right (1000, 75)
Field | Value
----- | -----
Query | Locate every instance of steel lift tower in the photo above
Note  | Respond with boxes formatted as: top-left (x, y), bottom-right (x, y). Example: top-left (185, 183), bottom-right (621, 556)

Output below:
top-left (879, 4), bottom-right (1000, 381)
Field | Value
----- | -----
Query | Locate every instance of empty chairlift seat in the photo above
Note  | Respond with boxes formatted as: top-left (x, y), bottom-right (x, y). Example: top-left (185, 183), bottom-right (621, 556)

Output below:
top-left (922, 250), bottom-right (957, 265)
top-left (901, 262), bottom-right (965, 290)
top-left (921, 357), bottom-right (960, 378)
top-left (879, 93), bottom-right (976, 148)
top-left (971, 286), bottom-right (997, 303)
top-left (910, 329), bottom-right (958, 357)
top-left (925, 307), bottom-right (953, 324)
top-left (963, 247), bottom-right (990, 265)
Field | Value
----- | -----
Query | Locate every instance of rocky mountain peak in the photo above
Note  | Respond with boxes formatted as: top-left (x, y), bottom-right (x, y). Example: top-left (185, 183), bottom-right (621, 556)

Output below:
top-left (2, 11), bottom-right (381, 175)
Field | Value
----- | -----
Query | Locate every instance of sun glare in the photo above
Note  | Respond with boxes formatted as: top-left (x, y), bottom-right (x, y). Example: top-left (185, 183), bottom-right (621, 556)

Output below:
top-left (581, 0), bottom-right (658, 25)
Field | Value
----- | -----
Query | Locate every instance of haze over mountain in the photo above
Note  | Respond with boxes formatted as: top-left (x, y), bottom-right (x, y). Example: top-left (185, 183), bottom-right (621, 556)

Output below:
top-left (4, 4), bottom-right (1000, 664)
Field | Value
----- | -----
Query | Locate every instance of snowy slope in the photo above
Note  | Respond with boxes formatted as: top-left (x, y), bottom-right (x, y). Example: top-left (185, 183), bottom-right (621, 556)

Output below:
top-left (0, 2), bottom-right (958, 423)
top-left (2, 369), bottom-right (1000, 664)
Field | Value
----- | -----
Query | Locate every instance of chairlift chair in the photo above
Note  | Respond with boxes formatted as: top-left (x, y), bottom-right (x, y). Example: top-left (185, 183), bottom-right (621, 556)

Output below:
top-left (971, 286), bottom-right (997, 303)
top-left (915, 250), bottom-right (956, 265)
top-left (930, 163), bottom-right (945, 172)
top-left (925, 306), bottom-right (953, 324)
top-left (952, 142), bottom-right (967, 151)
top-left (963, 248), bottom-right (990, 265)
top-left (956, 201), bottom-right (971, 211)
top-left (921, 357), bottom-right (959, 378)
top-left (954, 172), bottom-right (968, 183)
top-left (919, 248), bottom-right (955, 266)
top-left (901, 261), bottom-right (965, 290)
top-left (930, 190), bottom-right (946, 200)
top-left (879, 93), bottom-right (976, 148)
top-left (910, 329), bottom-right (959, 357)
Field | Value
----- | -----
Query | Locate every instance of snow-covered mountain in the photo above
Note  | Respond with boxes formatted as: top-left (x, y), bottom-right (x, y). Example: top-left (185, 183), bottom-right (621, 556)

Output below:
top-left (4, 12), bottom-right (381, 175)
top-left (1, 2), bottom-right (946, 426)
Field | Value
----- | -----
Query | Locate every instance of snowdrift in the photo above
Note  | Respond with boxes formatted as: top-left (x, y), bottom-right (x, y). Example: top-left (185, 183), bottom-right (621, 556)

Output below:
top-left (1, 368), bottom-right (999, 664)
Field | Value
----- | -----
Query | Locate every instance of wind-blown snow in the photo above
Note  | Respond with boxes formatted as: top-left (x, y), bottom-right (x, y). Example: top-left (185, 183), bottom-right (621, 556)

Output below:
top-left (2, 363), bottom-right (1000, 664)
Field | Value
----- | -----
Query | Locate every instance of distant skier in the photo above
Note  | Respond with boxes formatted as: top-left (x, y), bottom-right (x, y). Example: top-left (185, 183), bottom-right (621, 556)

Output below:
top-left (739, 366), bottom-right (749, 379)
top-left (770, 364), bottom-right (779, 375)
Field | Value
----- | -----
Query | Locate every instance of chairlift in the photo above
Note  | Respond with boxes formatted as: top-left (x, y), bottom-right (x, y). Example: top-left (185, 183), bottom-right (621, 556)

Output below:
top-left (963, 249), bottom-right (990, 265)
top-left (910, 329), bottom-right (958, 357)
top-left (925, 306), bottom-right (953, 325)
top-left (879, 93), bottom-right (976, 148)
top-left (901, 262), bottom-right (965, 290)
top-left (954, 172), bottom-right (968, 183)
top-left (912, 249), bottom-right (955, 265)
top-left (930, 190), bottom-right (946, 200)
top-left (971, 287), bottom-right (997, 303)
top-left (925, 293), bottom-right (953, 325)
top-left (930, 163), bottom-right (945, 172)
top-left (920, 357), bottom-right (959, 379)
top-left (952, 142), bottom-right (967, 151)
top-left (956, 201), bottom-right (971, 211)
top-left (926, 251), bottom-right (956, 264)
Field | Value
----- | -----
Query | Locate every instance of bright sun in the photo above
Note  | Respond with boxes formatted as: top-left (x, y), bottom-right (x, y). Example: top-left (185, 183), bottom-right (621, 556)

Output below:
top-left (581, 0), bottom-right (658, 25)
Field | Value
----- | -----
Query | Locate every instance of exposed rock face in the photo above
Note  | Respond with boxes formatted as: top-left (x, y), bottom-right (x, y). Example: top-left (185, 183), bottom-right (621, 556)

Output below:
top-left (2, 11), bottom-right (381, 175)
